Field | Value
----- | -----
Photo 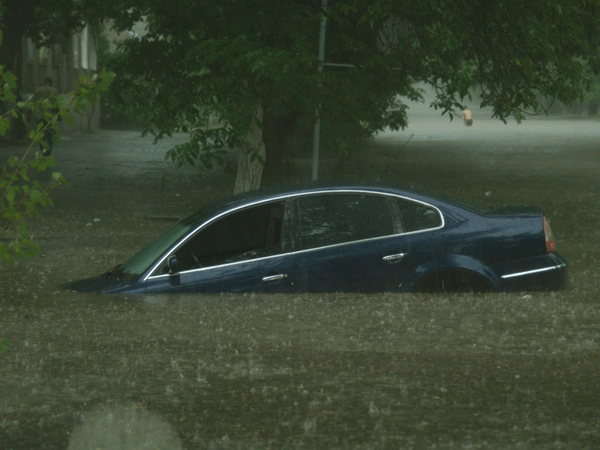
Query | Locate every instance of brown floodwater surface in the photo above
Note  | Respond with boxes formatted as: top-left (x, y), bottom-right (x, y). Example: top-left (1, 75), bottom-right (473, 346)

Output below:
top-left (1, 114), bottom-right (599, 449)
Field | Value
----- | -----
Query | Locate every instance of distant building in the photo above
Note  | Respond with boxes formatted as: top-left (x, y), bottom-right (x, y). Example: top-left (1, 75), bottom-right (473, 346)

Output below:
top-left (17, 24), bottom-right (100, 135)
top-left (103, 19), bottom-right (148, 53)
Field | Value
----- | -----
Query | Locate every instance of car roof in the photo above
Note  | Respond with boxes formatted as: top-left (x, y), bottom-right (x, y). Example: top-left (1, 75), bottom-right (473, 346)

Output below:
top-left (183, 180), bottom-right (452, 225)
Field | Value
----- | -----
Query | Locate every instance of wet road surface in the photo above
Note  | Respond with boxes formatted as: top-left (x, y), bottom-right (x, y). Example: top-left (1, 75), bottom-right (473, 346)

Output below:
top-left (1, 115), bottom-right (600, 449)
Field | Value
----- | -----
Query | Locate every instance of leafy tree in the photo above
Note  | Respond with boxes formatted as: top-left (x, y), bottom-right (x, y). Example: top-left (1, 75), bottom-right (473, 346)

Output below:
top-left (0, 1), bottom-right (42, 90)
top-left (1, 58), bottom-right (114, 271)
top-left (0, 2), bottom-right (116, 272)
top-left (26, 0), bottom-right (600, 192)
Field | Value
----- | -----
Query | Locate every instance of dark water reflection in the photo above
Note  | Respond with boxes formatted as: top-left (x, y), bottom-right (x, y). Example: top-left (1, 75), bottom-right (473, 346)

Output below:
top-left (2, 126), bottom-right (600, 448)
top-left (2, 289), bottom-right (600, 449)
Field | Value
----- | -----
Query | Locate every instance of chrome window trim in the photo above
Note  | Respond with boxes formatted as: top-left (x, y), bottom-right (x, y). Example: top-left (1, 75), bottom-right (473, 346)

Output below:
top-left (292, 190), bottom-right (445, 252)
top-left (501, 262), bottom-right (567, 279)
top-left (143, 194), bottom-right (292, 281)
top-left (291, 232), bottom-right (404, 257)
top-left (293, 190), bottom-right (445, 225)
top-left (146, 251), bottom-right (294, 280)
top-left (143, 188), bottom-right (445, 282)
top-left (390, 195), bottom-right (445, 233)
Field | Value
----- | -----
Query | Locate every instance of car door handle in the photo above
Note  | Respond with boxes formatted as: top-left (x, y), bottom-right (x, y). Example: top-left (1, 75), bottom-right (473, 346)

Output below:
top-left (383, 253), bottom-right (406, 262)
top-left (262, 274), bottom-right (288, 282)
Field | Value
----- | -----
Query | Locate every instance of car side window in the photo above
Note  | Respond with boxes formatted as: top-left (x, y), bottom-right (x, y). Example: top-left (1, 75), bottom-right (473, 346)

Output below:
top-left (295, 193), bottom-right (395, 251)
top-left (167, 201), bottom-right (287, 272)
top-left (395, 198), bottom-right (442, 232)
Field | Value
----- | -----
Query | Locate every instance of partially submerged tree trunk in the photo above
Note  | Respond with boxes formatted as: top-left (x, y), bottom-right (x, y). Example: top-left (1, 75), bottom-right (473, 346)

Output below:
top-left (233, 104), bottom-right (266, 194)
top-left (261, 111), bottom-right (299, 184)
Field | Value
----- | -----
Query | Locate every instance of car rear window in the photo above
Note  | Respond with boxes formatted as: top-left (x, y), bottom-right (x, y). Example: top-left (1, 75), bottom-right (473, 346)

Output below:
top-left (395, 198), bottom-right (442, 232)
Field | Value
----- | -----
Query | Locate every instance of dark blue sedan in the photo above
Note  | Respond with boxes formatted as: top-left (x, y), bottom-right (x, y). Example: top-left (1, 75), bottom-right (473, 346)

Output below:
top-left (65, 183), bottom-right (568, 294)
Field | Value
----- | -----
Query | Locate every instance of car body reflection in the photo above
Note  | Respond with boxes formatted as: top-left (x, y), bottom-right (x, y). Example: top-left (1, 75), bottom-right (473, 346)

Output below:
top-left (64, 183), bottom-right (568, 294)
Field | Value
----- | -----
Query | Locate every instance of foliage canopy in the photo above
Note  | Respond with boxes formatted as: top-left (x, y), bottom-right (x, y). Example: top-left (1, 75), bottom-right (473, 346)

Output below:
top-left (0, 53), bottom-right (114, 270)
top-left (26, 0), bottom-right (600, 184)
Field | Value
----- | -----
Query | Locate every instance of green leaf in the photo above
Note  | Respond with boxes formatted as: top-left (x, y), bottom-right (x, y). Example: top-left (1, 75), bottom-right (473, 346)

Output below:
top-left (0, 118), bottom-right (9, 137)
top-left (30, 189), bottom-right (42, 202)
top-left (0, 338), bottom-right (9, 353)
top-left (5, 187), bottom-right (16, 203)
top-left (51, 172), bottom-right (67, 186)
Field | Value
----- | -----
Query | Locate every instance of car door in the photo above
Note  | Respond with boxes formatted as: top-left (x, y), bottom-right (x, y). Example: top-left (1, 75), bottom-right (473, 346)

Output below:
top-left (144, 200), bottom-right (294, 293)
top-left (290, 192), bottom-right (412, 292)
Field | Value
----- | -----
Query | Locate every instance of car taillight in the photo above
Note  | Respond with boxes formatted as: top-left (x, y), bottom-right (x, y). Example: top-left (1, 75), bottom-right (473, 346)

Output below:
top-left (543, 216), bottom-right (555, 253)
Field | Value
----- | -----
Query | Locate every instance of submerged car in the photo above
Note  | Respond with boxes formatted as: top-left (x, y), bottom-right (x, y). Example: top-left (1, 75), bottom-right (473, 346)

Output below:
top-left (65, 183), bottom-right (568, 294)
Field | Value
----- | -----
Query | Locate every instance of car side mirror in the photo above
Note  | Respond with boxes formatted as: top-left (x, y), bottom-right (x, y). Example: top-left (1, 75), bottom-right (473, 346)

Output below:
top-left (167, 254), bottom-right (179, 274)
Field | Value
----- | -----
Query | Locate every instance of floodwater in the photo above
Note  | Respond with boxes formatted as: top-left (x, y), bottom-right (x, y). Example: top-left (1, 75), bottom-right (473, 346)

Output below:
top-left (1, 111), bottom-right (600, 449)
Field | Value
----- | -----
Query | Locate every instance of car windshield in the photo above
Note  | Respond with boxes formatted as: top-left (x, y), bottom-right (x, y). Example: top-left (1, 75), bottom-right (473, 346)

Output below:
top-left (118, 222), bottom-right (194, 276)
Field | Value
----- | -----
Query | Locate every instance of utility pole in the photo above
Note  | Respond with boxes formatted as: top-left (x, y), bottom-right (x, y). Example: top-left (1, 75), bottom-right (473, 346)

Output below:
top-left (311, 0), bottom-right (327, 181)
